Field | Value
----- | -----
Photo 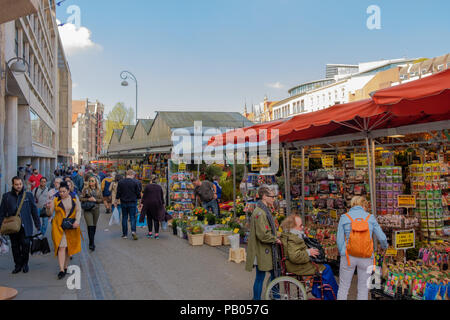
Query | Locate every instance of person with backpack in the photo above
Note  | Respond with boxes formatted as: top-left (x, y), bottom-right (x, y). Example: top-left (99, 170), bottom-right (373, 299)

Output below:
top-left (336, 196), bottom-right (388, 300)
top-left (194, 179), bottom-right (219, 217)
top-left (34, 177), bottom-right (50, 236)
top-left (101, 172), bottom-right (114, 213)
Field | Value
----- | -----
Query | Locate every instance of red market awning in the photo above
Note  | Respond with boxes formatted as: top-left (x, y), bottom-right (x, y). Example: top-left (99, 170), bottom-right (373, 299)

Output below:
top-left (208, 119), bottom-right (287, 147)
top-left (209, 69), bottom-right (450, 147)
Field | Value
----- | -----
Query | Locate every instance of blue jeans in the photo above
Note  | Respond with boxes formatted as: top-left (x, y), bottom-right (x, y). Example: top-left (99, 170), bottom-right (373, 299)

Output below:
top-left (253, 266), bottom-right (275, 300)
top-left (202, 199), bottom-right (219, 216)
top-left (37, 208), bottom-right (48, 236)
top-left (121, 202), bottom-right (137, 236)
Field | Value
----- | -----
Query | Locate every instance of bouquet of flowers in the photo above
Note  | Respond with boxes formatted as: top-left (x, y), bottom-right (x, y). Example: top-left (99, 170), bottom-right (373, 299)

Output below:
top-left (193, 207), bottom-right (208, 221)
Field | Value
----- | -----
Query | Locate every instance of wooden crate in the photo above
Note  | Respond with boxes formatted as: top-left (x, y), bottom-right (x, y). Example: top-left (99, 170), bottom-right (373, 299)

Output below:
top-left (188, 233), bottom-right (204, 246)
top-left (204, 233), bottom-right (222, 246)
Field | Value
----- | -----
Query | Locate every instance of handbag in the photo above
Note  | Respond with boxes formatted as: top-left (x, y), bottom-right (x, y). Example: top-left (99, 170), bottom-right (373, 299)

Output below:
top-left (61, 205), bottom-right (77, 231)
top-left (0, 192), bottom-right (26, 235)
top-left (303, 236), bottom-right (327, 264)
top-left (81, 201), bottom-right (95, 211)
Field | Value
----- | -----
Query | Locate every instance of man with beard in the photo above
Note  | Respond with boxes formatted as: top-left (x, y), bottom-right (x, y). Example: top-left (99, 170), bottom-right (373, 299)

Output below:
top-left (0, 177), bottom-right (41, 274)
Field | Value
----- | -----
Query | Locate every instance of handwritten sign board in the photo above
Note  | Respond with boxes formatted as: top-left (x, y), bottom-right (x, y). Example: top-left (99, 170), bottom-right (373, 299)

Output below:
top-left (397, 195), bottom-right (416, 208)
top-left (179, 163), bottom-right (186, 171)
top-left (394, 230), bottom-right (415, 250)
top-left (321, 156), bottom-right (334, 168)
top-left (250, 156), bottom-right (270, 171)
top-left (354, 153), bottom-right (368, 168)
top-left (291, 156), bottom-right (309, 170)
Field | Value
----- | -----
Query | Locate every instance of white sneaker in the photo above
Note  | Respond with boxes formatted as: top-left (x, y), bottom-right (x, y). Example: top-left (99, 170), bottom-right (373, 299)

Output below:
top-left (122, 235), bottom-right (127, 239)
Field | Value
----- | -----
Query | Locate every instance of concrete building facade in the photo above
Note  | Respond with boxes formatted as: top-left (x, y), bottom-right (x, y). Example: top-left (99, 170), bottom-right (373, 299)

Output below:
top-left (0, 0), bottom-right (71, 193)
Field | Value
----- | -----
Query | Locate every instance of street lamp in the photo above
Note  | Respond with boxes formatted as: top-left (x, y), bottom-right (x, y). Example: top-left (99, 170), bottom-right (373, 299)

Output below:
top-left (120, 71), bottom-right (138, 124)
top-left (1, 57), bottom-right (30, 96)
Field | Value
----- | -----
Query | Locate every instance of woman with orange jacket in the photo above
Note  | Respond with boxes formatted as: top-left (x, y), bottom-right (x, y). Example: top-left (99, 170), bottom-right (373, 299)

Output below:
top-left (46, 181), bottom-right (82, 279)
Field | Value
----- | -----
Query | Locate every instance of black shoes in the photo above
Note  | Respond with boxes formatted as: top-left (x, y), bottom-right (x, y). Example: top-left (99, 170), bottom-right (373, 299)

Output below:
top-left (22, 265), bottom-right (29, 273)
top-left (12, 267), bottom-right (22, 274)
top-left (88, 226), bottom-right (96, 251)
top-left (57, 271), bottom-right (66, 280)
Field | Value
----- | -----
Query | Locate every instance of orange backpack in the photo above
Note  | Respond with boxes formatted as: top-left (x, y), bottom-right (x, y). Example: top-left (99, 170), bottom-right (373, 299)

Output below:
top-left (345, 213), bottom-right (373, 266)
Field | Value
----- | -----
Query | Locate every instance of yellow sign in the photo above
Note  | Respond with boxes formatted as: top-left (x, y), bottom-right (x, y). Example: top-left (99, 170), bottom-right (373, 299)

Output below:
top-left (291, 156), bottom-right (309, 170)
top-left (394, 230), bottom-right (415, 250)
top-left (250, 156), bottom-right (270, 171)
top-left (354, 153), bottom-right (368, 168)
top-left (179, 163), bottom-right (186, 171)
top-left (385, 248), bottom-right (398, 256)
top-left (322, 155), bottom-right (334, 168)
top-left (330, 210), bottom-right (337, 220)
top-left (397, 195), bottom-right (416, 208)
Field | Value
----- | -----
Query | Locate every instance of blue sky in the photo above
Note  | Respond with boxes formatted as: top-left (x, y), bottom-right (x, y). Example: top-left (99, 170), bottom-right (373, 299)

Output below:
top-left (56, 0), bottom-right (450, 119)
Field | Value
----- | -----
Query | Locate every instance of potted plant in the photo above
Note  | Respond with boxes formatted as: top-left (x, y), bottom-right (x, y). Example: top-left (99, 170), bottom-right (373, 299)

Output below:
top-left (171, 219), bottom-right (178, 236)
top-left (187, 224), bottom-right (204, 246)
top-left (206, 213), bottom-right (216, 226)
top-left (193, 207), bottom-right (207, 222)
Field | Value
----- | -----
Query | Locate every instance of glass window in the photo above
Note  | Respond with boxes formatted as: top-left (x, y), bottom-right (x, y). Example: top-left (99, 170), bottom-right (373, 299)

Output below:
top-left (30, 109), bottom-right (54, 148)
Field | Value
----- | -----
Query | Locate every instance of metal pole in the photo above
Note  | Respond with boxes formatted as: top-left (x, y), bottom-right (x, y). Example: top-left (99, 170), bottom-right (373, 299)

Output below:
top-left (233, 151), bottom-right (237, 218)
top-left (285, 149), bottom-right (291, 216)
top-left (135, 80), bottom-right (138, 124)
top-left (282, 147), bottom-right (289, 216)
top-left (301, 147), bottom-right (305, 221)
top-left (365, 137), bottom-right (376, 217)
top-left (370, 138), bottom-right (378, 251)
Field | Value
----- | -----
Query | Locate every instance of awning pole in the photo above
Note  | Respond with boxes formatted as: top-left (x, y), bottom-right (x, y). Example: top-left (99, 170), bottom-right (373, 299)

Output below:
top-left (365, 136), bottom-right (376, 217)
top-left (371, 137), bottom-right (378, 251)
top-left (301, 147), bottom-right (305, 221)
top-left (286, 148), bottom-right (291, 216)
top-left (282, 146), bottom-right (288, 216)
top-left (233, 151), bottom-right (237, 218)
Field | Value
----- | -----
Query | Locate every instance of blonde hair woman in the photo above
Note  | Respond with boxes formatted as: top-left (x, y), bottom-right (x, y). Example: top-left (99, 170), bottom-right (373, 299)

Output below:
top-left (80, 177), bottom-right (103, 251)
top-left (337, 196), bottom-right (388, 300)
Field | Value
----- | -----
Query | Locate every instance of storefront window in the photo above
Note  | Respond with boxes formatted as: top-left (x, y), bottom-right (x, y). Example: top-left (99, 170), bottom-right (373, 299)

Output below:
top-left (30, 109), bottom-right (54, 148)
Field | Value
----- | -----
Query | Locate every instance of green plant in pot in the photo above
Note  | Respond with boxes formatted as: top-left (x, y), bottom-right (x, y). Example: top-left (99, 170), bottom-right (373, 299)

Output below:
top-left (171, 219), bottom-right (178, 235)
top-left (206, 213), bottom-right (216, 226)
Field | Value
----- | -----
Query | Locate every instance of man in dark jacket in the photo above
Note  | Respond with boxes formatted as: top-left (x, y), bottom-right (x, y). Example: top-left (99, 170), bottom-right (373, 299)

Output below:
top-left (0, 177), bottom-right (41, 274)
top-left (71, 169), bottom-right (84, 196)
top-left (116, 170), bottom-right (142, 240)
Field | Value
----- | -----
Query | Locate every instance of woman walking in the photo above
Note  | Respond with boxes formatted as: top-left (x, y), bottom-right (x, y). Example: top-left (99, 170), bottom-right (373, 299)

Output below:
top-left (46, 181), bottom-right (82, 279)
top-left (139, 175), bottom-right (165, 239)
top-left (337, 196), bottom-right (388, 300)
top-left (110, 174), bottom-right (122, 218)
top-left (80, 176), bottom-right (103, 251)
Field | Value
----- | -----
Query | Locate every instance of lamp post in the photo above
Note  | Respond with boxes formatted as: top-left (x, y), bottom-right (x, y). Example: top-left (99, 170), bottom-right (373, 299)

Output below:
top-left (120, 71), bottom-right (138, 124)
top-left (1, 57), bottom-right (30, 95)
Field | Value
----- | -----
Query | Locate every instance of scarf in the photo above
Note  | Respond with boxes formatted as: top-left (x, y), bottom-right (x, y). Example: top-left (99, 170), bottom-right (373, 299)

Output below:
top-left (257, 201), bottom-right (280, 277)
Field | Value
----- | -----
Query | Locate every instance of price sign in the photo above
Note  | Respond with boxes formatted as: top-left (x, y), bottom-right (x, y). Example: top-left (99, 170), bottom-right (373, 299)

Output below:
top-left (179, 163), bottom-right (186, 171)
top-left (291, 156), bottom-right (309, 170)
top-left (385, 248), bottom-right (398, 256)
top-left (394, 230), bottom-right (415, 250)
top-left (397, 195), bottom-right (416, 208)
top-left (330, 210), bottom-right (337, 220)
top-left (354, 153), bottom-right (368, 168)
top-left (250, 156), bottom-right (270, 171)
top-left (321, 155), bottom-right (334, 168)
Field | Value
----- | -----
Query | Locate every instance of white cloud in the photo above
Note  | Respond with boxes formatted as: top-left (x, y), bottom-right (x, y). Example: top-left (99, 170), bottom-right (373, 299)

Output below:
top-left (266, 82), bottom-right (284, 89)
top-left (57, 20), bottom-right (102, 56)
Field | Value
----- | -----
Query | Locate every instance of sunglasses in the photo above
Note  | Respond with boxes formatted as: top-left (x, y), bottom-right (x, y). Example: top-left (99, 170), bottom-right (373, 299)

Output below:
top-left (266, 195), bottom-right (277, 198)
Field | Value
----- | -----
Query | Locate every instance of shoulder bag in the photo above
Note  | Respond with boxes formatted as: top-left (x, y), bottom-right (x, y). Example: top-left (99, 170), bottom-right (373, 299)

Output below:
top-left (61, 200), bottom-right (77, 230)
top-left (0, 192), bottom-right (26, 235)
top-left (81, 189), bottom-right (96, 211)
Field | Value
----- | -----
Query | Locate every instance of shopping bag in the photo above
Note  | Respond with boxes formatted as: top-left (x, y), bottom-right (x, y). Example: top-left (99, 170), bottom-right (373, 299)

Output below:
top-left (109, 207), bottom-right (120, 226)
top-left (31, 235), bottom-right (42, 255)
top-left (0, 236), bottom-right (9, 255)
top-left (40, 237), bottom-right (51, 255)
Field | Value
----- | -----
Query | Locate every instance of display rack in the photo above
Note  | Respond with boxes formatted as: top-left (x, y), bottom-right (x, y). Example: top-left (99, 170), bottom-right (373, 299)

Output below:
top-left (169, 172), bottom-right (195, 217)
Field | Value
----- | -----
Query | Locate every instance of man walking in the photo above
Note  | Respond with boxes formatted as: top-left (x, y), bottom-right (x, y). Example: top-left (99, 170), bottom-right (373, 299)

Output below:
top-left (28, 168), bottom-right (43, 192)
top-left (101, 172), bottom-right (114, 213)
top-left (0, 177), bottom-right (41, 274)
top-left (71, 169), bottom-right (84, 196)
top-left (194, 178), bottom-right (219, 217)
top-left (33, 177), bottom-right (50, 236)
top-left (116, 170), bottom-right (142, 240)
